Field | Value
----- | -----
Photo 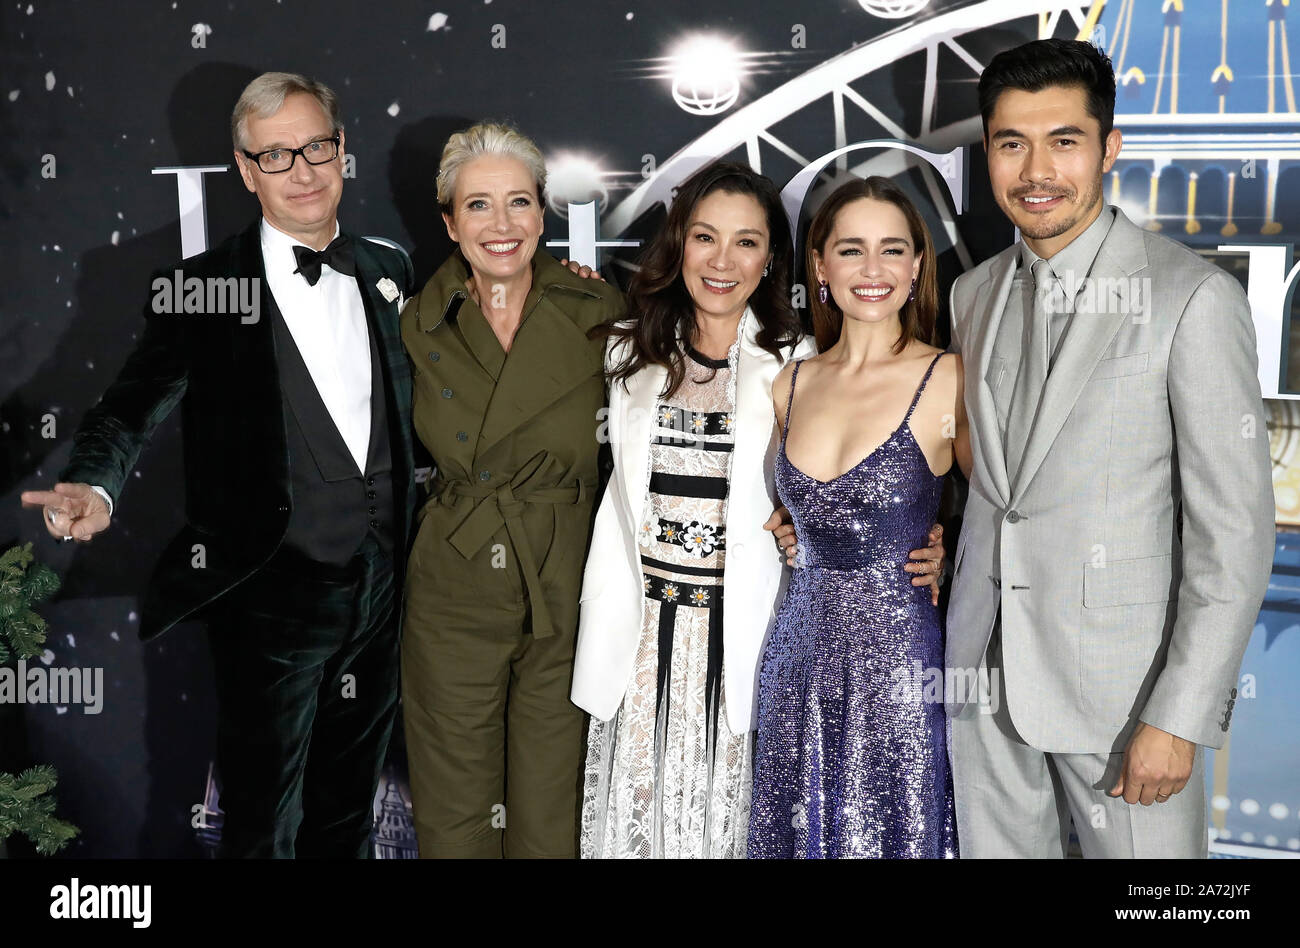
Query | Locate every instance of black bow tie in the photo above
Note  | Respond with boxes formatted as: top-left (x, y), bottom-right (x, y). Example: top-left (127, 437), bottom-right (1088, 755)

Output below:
top-left (292, 235), bottom-right (355, 286)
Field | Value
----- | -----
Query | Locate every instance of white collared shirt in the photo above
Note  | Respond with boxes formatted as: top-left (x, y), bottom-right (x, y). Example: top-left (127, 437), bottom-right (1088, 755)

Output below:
top-left (260, 218), bottom-right (373, 472)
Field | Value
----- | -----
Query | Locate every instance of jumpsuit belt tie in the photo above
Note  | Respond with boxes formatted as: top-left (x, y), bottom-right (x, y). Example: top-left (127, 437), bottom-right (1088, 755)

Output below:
top-left (433, 475), bottom-right (593, 639)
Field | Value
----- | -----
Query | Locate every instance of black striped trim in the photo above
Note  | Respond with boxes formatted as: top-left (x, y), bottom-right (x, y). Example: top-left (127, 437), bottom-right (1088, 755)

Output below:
top-left (649, 472), bottom-right (728, 500)
top-left (640, 555), bottom-right (724, 578)
top-left (686, 346), bottom-right (729, 370)
top-left (654, 405), bottom-right (734, 437)
top-left (650, 434), bottom-right (733, 453)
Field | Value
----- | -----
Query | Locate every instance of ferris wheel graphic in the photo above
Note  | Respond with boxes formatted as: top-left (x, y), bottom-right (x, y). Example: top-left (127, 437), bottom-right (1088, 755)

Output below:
top-left (604, 0), bottom-right (1300, 261)
top-left (603, 0), bottom-right (1112, 273)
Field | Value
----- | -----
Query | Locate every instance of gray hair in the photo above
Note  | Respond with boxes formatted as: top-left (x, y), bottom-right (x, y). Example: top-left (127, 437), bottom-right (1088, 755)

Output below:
top-left (436, 122), bottom-right (547, 213)
top-left (231, 72), bottom-right (341, 151)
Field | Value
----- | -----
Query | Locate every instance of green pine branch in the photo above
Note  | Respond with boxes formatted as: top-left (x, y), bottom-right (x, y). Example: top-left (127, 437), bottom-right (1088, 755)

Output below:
top-left (0, 544), bottom-right (76, 855)
top-left (0, 542), bottom-right (58, 662)
top-left (0, 766), bottom-right (79, 855)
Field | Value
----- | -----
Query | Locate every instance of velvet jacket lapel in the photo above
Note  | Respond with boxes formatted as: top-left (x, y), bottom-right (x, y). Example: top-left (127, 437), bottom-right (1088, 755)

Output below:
top-left (351, 236), bottom-right (416, 554)
top-left (228, 220), bottom-right (292, 497)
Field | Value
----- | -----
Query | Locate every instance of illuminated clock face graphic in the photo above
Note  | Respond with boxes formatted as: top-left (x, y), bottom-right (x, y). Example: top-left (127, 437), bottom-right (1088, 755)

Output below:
top-left (1270, 401), bottom-right (1300, 523)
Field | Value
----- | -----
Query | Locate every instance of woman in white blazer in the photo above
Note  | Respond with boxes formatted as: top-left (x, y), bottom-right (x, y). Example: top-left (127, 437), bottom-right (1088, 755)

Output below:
top-left (572, 161), bottom-right (944, 858)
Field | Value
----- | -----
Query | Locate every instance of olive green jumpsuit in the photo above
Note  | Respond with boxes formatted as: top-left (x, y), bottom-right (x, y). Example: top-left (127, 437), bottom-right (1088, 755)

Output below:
top-left (400, 248), bottom-right (623, 857)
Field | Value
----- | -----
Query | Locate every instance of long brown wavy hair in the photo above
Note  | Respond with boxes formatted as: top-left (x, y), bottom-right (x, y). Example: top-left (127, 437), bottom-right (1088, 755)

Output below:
top-left (806, 176), bottom-right (938, 353)
top-left (595, 160), bottom-right (804, 397)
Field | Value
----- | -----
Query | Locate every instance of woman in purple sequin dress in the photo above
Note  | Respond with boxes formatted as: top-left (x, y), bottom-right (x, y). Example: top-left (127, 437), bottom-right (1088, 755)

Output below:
top-left (748, 177), bottom-right (971, 858)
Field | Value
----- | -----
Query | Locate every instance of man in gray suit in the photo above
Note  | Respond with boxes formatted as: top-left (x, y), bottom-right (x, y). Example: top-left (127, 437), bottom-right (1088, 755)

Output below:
top-left (946, 38), bottom-right (1275, 858)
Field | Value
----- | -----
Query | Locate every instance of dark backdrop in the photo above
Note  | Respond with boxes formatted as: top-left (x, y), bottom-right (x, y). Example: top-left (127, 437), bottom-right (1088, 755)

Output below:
top-left (5, 1), bottom-right (1291, 857)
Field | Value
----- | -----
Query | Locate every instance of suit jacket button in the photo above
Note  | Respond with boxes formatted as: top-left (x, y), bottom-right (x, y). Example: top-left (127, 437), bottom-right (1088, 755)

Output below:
top-left (1230, 687), bottom-right (1238, 698)
top-left (366, 475), bottom-right (375, 487)
top-left (369, 519), bottom-right (380, 529)
top-left (479, 470), bottom-right (491, 481)
top-left (277, 504), bottom-right (289, 513)
top-left (442, 387), bottom-right (453, 398)
top-left (367, 490), bottom-right (376, 500)
top-left (429, 351), bottom-right (440, 362)
top-left (457, 431), bottom-right (468, 442)
top-left (1221, 720), bottom-right (1230, 732)
top-left (368, 506), bottom-right (377, 515)
top-left (1006, 510), bottom-right (1021, 523)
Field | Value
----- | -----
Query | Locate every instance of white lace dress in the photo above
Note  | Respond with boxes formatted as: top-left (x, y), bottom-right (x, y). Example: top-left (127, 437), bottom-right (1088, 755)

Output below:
top-left (581, 336), bottom-right (753, 858)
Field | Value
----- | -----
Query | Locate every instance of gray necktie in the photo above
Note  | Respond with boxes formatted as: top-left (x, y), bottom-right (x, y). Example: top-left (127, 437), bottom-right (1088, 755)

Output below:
top-left (1006, 258), bottom-right (1054, 482)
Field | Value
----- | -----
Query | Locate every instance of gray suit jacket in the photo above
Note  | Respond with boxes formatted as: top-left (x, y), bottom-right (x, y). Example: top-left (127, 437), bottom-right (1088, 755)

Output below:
top-left (947, 207), bottom-right (1274, 752)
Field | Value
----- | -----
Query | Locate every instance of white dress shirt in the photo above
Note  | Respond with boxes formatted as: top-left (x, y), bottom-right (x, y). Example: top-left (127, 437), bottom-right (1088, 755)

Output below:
top-left (260, 218), bottom-right (373, 473)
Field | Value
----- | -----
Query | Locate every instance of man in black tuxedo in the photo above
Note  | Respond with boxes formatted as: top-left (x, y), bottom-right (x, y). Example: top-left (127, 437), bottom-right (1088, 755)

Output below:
top-left (21, 72), bottom-right (416, 858)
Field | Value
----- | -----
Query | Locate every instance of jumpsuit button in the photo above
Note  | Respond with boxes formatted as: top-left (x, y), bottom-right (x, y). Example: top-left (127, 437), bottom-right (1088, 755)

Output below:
top-left (429, 351), bottom-right (440, 362)
top-left (456, 431), bottom-right (468, 442)
top-left (442, 387), bottom-right (453, 398)
top-left (479, 470), bottom-right (491, 481)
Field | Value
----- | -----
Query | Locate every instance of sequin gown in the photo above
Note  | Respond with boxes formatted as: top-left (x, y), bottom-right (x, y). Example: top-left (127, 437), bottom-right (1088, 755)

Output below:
top-left (581, 342), bottom-right (752, 858)
top-left (748, 352), bottom-right (957, 859)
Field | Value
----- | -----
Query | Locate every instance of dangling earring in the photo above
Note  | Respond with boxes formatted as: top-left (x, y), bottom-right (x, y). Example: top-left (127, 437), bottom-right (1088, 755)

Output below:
top-left (908, 278), bottom-right (916, 302)
top-left (818, 280), bottom-right (828, 304)
top-left (762, 264), bottom-right (770, 277)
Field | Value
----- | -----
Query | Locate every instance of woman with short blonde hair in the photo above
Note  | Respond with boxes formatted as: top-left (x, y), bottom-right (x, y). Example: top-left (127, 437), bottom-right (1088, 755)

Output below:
top-left (400, 121), bottom-right (624, 858)
top-left (435, 123), bottom-right (547, 213)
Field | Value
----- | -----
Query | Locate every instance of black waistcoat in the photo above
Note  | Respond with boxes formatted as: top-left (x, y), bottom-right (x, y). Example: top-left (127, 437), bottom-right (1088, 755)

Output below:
top-left (270, 295), bottom-right (395, 566)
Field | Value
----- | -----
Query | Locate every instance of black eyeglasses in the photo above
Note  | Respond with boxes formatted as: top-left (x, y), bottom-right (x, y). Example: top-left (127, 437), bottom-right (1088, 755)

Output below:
top-left (242, 135), bottom-right (340, 174)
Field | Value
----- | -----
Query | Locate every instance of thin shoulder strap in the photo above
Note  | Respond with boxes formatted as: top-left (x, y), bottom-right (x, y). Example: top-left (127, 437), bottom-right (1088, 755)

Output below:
top-left (782, 359), bottom-right (804, 437)
top-left (903, 352), bottom-right (945, 423)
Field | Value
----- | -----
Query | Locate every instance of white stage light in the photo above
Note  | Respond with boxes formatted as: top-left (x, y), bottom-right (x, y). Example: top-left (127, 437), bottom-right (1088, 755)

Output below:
top-left (546, 153), bottom-right (611, 218)
top-left (670, 34), bottom-right (743, 116)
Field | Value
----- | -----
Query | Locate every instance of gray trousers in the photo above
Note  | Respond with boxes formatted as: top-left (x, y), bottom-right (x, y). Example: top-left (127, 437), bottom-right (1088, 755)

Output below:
top-left (949, 618), bottom-right (1207, 858)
